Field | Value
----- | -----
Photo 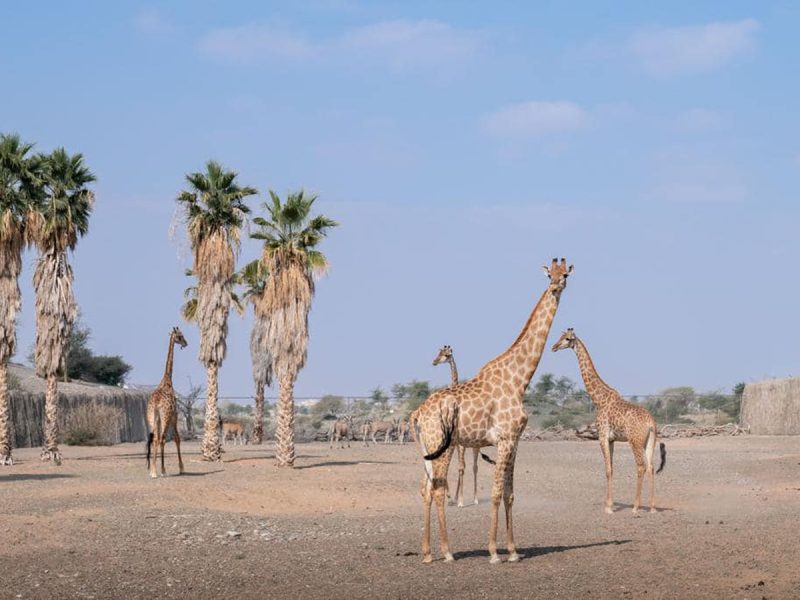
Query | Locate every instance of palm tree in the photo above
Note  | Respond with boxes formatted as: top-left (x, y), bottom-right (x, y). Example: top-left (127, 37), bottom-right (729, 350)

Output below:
top-left (176, 160), bottom-right (255, 461)
top-left (251, 190), bottom-right (337, 466)
top-left (0, 133), bottom-right (38, 466)
top-left (29, 147), bottom-right (95, 464)
top-left (180, 269), bottom-right (244, 323)
top-left (239, 259), bottom-right (271, 444)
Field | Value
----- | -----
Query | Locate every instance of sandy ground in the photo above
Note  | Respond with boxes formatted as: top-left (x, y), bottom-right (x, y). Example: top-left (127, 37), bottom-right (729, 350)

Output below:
top-left (1, 436), bottom-right (799, 599)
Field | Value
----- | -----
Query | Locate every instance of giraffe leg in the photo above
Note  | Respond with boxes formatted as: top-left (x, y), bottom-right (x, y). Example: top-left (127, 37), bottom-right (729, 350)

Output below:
top-left (149, 434), bottom-right (159, 479)
top-left (454, 445), bottom-right (466, 507)
top-left (420, 472), bottom-right (433, 563)
top-left (472, 447), bottom-right (480, 505)
top-left (433, 484), bottom-right (452, 562)
top-left (173, 424), bottom-right (184, 475)
top-left (503, 444), bottom-right (520, 562)
top-left (632, 441), bottom-right (645, 514)
top-left (488, 440), bottom-right (513, 563)
top-left (160, 435), bottom-right (167, 476)
top-left (600, 438), bottom-right (614, 514)
top-left (646, 430), bottom-right (657, 513)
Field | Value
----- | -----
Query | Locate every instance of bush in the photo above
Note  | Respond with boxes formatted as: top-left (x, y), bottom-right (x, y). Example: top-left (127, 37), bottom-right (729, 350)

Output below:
top-left (63, 402), bottom-right (124, 446)
top-left (7, 371), bottom-right (21, 391)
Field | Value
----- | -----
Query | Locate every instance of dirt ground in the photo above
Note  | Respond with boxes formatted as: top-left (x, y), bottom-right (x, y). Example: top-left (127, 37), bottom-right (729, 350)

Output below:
top-left (1, 436), bottom-right (799, 599)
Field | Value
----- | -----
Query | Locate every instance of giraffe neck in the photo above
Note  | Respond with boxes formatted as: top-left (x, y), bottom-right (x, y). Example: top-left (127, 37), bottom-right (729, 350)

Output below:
top-left (572, 338), bottom-right (616, 409)
top-left (161, 334), bottom-right (175, 385)
top-left (484, 287), bottom-right (561, 395)
top-left (447, 357), bottom-right (458, 385)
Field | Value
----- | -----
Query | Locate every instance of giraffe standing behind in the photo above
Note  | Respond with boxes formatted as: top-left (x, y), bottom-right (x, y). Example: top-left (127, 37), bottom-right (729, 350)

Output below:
top-left (552, 328), bottom-right (666, 513)
top-left (414, 258), bottom-right (572, 563)
top-left (146, 327), bottom-right (188, 478)
top-left (432, 345), bottom-right (491, 508)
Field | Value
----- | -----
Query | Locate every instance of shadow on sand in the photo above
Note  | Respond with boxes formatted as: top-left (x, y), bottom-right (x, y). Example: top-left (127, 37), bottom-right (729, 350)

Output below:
top-left (295, 460), bottom-right (398, 470)
top-left (611, 502), bottom-right (674, 513)
top-left (453, 539), bottom-right (632, 561)
top-left (0, 473), bottom-right (77, 482)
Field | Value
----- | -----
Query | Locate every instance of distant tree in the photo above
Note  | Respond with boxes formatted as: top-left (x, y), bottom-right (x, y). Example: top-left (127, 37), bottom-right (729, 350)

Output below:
top-left (312, 394), bottom-right (345, 417)
top-left (370, 386), bottom-right (389, 412)
top-left (393, 380), bottom-right (431, 414)
top-left (177, 379), bottom-right (203, 435)
top-left (733, 382), bottom-right (746, 397)
top-left (351, 398), bottom-right (371, 416)
top-left (55, 313), bottom-right (132, 386)
top-left (528, 373), bottom-right (556, 405)
top-left (221, 402), bottom-right (251, 418)
top-left (85, 356), bottom-right (131, 387)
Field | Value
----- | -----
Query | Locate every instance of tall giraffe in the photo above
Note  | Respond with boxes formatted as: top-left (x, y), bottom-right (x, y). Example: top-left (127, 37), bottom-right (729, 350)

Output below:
top-left (432, 345), bottom-right (488, 508)
top-left (414, 258), bottom-right (572, 564)
top-left (146, 327), bottom-right (188, 478)
top-left (551, 328), bottom-right (666, 513)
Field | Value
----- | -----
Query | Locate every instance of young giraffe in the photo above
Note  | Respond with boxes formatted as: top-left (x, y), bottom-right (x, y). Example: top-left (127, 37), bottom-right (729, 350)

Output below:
top-left (146, 327), bottom-right (188, 478)
top-left (432, 345), bottom-right (492, 508)
top-left (414, 258), bottom-right (573, 564)
top-left (552, 328), bottom-right (666, 514)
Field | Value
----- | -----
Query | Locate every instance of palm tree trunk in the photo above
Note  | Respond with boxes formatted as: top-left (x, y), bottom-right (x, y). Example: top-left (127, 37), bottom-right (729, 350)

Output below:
top-left (275, 373), bottom-right (295, 467)
top-left (41, 374), bottom-right (61, 464)
top-left (201, 364), bottom-right (221, 461)
top-left (252, 384), bottom-right (264, 445)
top-left (0, 363), bottom-right (12, 465)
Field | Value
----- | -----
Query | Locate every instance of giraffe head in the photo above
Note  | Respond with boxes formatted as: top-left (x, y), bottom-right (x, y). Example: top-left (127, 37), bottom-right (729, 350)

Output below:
top-left (171, 326), bottom-right (188, 349)
top-left (541, 257), bottom-right (573, 297)
top-left (432, 345), bottom-right (454, 366)
top-left (551, 328), bottom-right (577, 352)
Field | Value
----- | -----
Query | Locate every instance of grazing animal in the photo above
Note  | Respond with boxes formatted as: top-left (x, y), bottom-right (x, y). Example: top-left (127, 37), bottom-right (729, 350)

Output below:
top-left (395, 419), bottom-right (410, 444)
top-left (432, 345), bottom-right (494, 508)
top-left (146, 327), bottom-right (188, 478)
top-left (413, 258), bottom-right (572, 563)
top-left (329, 415), bottom-right (353, 448)
top-left (552, 328), bottom-right (666, 514)
top-left (221, 419), bottom-right (247, 446)
top-left (364, 418), bottom-right (396, 445)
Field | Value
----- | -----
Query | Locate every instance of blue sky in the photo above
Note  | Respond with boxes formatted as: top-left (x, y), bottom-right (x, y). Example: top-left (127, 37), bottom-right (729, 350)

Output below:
top-left (2, 2), bottom-right (798, 399)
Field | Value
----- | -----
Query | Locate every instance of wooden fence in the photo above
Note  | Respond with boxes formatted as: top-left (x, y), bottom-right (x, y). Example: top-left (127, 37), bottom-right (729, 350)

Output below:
top-left (9, 390), bottom-right (149, 448)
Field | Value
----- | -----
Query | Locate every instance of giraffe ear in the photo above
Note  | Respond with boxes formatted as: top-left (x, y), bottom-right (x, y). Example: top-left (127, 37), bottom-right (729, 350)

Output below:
top-left (567, 265), bottom-right (574, 276)
top-left (542, 266), bottom-right (551, 278)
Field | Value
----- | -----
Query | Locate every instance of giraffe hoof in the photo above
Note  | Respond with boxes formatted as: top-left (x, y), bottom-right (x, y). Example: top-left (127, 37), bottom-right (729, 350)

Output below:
top-left (604, 506), bottom-right (614, 514)
top-left (422, 554), bottom-right (433, 564)
top-left (150, 473), bottom-right (158, 479)
top-left (489, 554), bottom-right (501, 565)
top-left (649, 508), bottom-right (657, 514)
top-left (508, 552), bottom-right (521, 563)
top-left (632, 507), bottom-right (640, 515)
top-left (473, 499), bottom-right (479, 506)
top-left (457, 502), bottom-right (464, 508)
top-left (444, 553), bottom-right (454, 563)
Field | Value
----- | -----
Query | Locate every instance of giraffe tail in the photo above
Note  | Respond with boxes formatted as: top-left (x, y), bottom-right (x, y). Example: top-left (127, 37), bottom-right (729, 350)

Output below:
top-left (145, 432), bottom-right (154, 469)
top-left (423, 401), bottom-right (459, 461)
top-left (656, 442), bottom-right (667, 474)
top-left (480, 452), bottom-right (496, 465)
